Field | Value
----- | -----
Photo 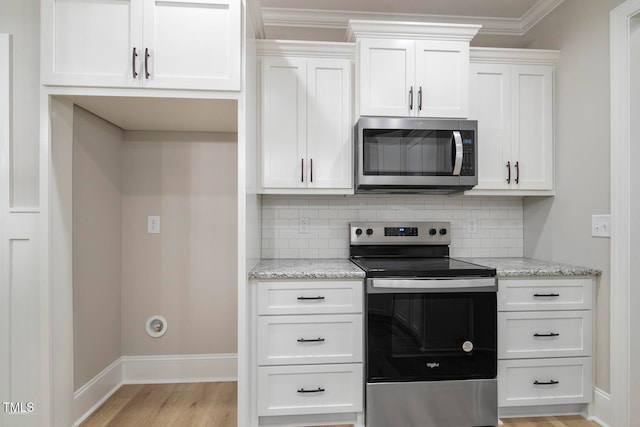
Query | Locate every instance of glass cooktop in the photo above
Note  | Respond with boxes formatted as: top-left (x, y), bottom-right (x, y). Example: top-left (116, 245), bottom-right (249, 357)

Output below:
top-left (350, 257), bottom-right (496, 278)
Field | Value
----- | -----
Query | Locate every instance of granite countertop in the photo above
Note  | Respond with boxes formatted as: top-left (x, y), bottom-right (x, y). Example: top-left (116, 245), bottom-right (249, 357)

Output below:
top-left (248, 258), bottom-right (366, 280)
top-left (461, 257), bottom-right (602, 277)
top-left (249, 257), bottom-right (601, 280)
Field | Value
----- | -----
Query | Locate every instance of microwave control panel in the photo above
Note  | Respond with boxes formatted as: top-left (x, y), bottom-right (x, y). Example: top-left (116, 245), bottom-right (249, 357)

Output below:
top-left (460, 130), bottom-right (475, 176)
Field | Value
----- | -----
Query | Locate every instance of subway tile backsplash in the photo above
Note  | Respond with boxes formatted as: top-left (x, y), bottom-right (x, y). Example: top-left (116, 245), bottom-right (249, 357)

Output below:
top-left (261, 195), bottom-right (523, 259)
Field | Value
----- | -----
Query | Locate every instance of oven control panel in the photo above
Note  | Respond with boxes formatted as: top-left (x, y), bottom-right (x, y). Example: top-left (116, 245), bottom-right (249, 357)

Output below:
top-left (350, 221), bottom-right (451, 245)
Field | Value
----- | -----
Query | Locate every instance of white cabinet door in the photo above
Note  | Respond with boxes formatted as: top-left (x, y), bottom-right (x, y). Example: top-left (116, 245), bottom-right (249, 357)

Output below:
top-left (43, 0), bottom-right (240, 90)
top-left (43, 0), bottom-right (143, 87)
top-left (261, 57), bottom-right (307, 189)
top-left (358, 39), bottom-right (414, 117)
top-left (260, 56), bottom-right (353, 192)
top-left (511, 65), bottom-right (554, 190)
top-left (469, 63), bottom-right (511, 190)
top-left (468, 62), bottom-right (554, 194)
top-left (142, 0), bottom-right (240, 90)
top-left (415, 40), bottom-right (469, 118)
top-left (306, 59), bottom-right (352, 189)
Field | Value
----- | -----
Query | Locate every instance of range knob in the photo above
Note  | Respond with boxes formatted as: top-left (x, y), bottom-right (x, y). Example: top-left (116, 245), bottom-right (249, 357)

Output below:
top-left (366, 228), bottom-right (374, 236)
top-left (355, 228), bottom-right (363, 236)
top-left (429, 228), bottom-right (437, 236)
top-left (439, 228), bottom-right (448, 235)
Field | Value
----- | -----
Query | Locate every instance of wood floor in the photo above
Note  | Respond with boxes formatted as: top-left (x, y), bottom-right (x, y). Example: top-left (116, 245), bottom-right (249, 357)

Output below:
top-left (80, 382), bottom-right (601, 427)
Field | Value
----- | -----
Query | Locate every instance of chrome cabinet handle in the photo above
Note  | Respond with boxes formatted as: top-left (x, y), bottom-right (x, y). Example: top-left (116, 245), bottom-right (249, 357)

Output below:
top-left (145, 48), bottom-right (150, 79)
top-left (534, 293), bottom-right (560, 297)
top-left (506, 161), bottom-right (511, 183)
top-left (533, 332), bottom-right (560, 337)
top-left (534, 380), bottom-right (559, 385)
top-left (297, 296), bottom-right (325, 301)
top-left (297, 387), bottom-right (325, 393)
top-left (310, 158), bottom-right (313, 183)
top-left (132, 47), bottom-right (138, 78)
top-left (418, 86), bottom-right (423, 111)
top-left (301, 158), bottom-right (304, 182)
top-left (297, 338), bottom-right (325, 343)
top-left (515, 161), bottom-right (520, 184)
top-left (409, 86), bottom-right (414, 110)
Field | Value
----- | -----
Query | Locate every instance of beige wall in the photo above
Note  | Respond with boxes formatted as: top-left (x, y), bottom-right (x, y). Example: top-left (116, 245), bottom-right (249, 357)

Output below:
top-left (519, 0), bottom-right (624, 393)
top-left (73, 106), bottom-right (123, 389)
top-left (72, 118), bottom-right (239, 384)
top-left (121, 131), bottom-right (238, 356)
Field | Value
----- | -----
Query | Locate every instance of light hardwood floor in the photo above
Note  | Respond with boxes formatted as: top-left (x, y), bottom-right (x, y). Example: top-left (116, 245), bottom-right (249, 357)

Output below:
top-left (80, 382), bottom-right (600, 427)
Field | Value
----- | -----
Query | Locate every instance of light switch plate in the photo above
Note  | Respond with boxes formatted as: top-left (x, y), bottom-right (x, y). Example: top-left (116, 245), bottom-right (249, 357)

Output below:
top-left (592, 214), bottom-right (610, 238)
top-left (148, 216), bottom-right (160, 234)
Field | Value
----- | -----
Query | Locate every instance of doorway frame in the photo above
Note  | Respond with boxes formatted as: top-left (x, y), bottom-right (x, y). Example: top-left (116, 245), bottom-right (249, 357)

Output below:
top-left (610, 1), bottom-right (640, 425)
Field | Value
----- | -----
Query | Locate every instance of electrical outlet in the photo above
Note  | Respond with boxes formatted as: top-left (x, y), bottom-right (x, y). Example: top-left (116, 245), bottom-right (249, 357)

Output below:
top-left (466, 218), bottom-right (478, 234)
top-left (299, 217), bottom-right (310, 234)
top-left (591, 214), bottom-right (610, 238)
top-left (148, 216), bottom-right (160, 234)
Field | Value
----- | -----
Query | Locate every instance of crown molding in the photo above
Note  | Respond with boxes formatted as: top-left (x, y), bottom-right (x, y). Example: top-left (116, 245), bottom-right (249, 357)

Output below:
top-left (346, 20), bottom-right (481, 42)
top-left (470, 47), bottom-right (560, 65)
top-left (247, 0), bottom-right (266, 39)
top-left (256, 39), bottom-right (355, 59)
top-left (261, 0), bottom-right (565, 38)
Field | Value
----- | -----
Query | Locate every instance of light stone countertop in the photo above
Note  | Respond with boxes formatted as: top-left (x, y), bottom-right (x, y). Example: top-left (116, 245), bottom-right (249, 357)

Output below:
top-left (248, 258), bottom-right (366, 280)
top-left (460, 257), bottom-right (602, 277)
top-left (248, 257), bottom-right (601, 280)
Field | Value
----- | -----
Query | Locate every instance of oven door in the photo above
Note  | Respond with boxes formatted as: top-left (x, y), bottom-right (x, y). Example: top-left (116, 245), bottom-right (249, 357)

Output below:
top-left (366, 277), bottom-right (497, 383)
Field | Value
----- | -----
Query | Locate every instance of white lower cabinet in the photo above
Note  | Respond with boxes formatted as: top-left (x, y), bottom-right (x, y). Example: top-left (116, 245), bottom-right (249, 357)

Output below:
top-left (498, 277), bottom-right (595, 412)
top-left (253, 279), bottom-right (364, 426)
top-left (257, 363), bottom-right (363, 417)
top-left (499, 357), bottom-right (592, 407)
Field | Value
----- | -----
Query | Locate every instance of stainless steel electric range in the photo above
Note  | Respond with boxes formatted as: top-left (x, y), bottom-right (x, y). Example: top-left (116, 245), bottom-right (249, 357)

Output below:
top-left (349, 221), bottom-right (498, 427)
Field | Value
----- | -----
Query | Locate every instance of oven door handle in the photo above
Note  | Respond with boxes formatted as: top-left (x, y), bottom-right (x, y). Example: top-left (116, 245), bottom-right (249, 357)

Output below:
top-left (367, 278), bottom-right (497, 293)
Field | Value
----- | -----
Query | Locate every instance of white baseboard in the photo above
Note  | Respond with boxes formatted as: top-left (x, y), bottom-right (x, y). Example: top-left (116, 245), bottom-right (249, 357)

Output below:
top-left (589, 387), bottom-right (611, 427)
top-left (73, 353), bottom-right (237, 426)
top-left (73, 358), bottom-right (123, 426)
top-left (122, 353), bottom-right (238, 384)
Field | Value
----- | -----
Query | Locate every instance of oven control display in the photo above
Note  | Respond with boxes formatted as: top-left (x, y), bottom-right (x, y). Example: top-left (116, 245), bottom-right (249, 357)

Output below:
top-left (384, 227), bottom-right (418, 236)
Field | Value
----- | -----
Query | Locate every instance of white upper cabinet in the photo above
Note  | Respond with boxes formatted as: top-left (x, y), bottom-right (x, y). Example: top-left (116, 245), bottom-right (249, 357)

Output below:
top-left (468, 48), bottom-right (558, 195)
top-left (259, 41), bottom-right (353, 193)
top-left (348, 21), bottom-right (480, 118)
top-left (42, 0), bottom-right (241, 91)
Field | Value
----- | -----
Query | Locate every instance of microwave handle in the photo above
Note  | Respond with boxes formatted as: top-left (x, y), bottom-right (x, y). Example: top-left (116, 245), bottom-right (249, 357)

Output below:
top-left (452, 131), bottom-right (463, 176)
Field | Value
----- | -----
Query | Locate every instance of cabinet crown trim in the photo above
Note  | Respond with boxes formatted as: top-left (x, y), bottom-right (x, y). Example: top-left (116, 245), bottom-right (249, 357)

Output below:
top-left (346, 20), bottom-right (481, 42)
top-left (257, 40), bottom-right (355, 59)
top-left (470, 47), bottom-right (560, 65)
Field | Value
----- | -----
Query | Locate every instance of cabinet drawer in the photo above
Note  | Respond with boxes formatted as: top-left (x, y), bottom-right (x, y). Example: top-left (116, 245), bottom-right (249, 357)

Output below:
top-left (498, 311), bottom-right (592, 359)
top-left (498, 357), bottom-right (592, 407)
top-left (257, 364), bottom-right (363, 416)
top-left (498, 279), bottom-right (593, 311)
top-left (257, 314), bottom-right (363, 365)
top-left (257, 281), bottom-right (363, 315)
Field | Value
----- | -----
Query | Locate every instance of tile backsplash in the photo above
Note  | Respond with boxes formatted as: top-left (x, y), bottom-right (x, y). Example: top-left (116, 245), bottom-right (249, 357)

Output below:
top-left (262, 195), bottom-right (523, 259)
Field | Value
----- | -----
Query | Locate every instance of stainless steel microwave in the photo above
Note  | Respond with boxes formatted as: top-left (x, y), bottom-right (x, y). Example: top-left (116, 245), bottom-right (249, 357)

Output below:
top-left (355, 117), bottom-right (478, 194)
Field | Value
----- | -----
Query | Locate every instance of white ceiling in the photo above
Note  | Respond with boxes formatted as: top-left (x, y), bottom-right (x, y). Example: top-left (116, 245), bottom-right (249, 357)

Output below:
top-left (257, 0), bottom-right (565, 40)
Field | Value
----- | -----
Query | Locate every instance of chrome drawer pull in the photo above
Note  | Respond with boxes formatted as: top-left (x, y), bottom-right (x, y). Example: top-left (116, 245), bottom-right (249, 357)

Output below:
top-left (297, 387), bottom-right (325, 393)
top-left (533, 332), bottom-right (560, 337)
top-left (533, 293), bottom-right (560, 297)
top-left (297, 338), bottom-right (325, 343)
top-left (534, 380), bottom-right (559, 385)
top-left (297, 296), bottom-right (325, 301)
